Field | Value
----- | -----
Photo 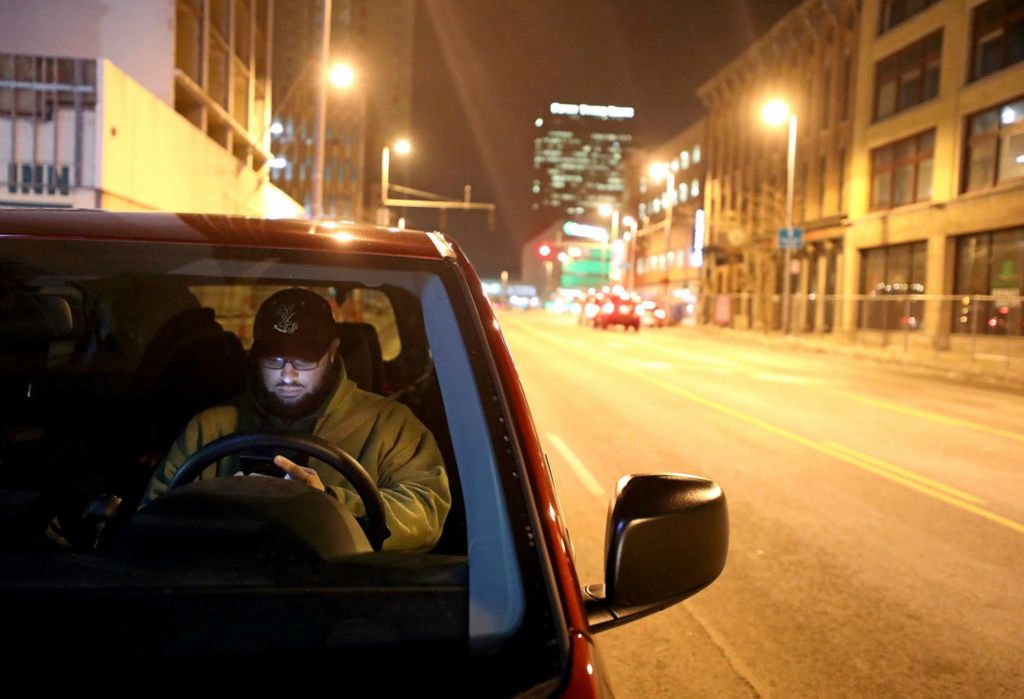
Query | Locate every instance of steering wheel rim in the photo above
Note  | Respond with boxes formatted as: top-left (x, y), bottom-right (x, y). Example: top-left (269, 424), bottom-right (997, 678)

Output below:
top-left (164, 431), bottom-right (391, 551)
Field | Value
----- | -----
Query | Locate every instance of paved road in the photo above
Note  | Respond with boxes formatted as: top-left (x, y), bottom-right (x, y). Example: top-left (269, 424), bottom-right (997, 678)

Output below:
top-left (498, 310), bottom-right (1024, 698)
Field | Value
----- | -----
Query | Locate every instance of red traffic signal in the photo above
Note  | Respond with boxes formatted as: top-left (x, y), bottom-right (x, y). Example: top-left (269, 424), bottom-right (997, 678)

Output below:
top-left (536, 242), bottom-right (554, 259)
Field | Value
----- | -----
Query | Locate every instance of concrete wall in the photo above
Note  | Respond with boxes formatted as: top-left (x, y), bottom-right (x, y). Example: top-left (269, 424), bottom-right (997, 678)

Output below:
top-left (98, 60), bottom-right (303, 217)
top-left (0, 0), bottom-right (175, 104)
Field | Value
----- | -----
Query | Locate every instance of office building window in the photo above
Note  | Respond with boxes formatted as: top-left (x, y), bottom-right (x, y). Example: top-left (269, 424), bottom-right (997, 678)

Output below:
top-left (680, 151), bottom-right (690, 170)
top-left (870, 130), bottom-right (935, 210)
top-left (963, 96), bottom-right (1024, 192)
top-left (970, 0), bottom-right (1024, 81)
top-left (693, 146), bottom-right (701, 164)
top-left (878, 0), bottom-right (939, 34)
top-left (874, 31), bottom-right (942, 120)
top-left (859, 241), bottom-right (928, 330)
top-left (691, 179), bottom-right (700, 197)
top-left (953, 228), bottom-right (1024, 334)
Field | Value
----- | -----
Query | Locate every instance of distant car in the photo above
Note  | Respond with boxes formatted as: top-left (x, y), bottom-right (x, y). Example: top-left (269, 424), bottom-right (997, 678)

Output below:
top-left (593, 293), bottom-right (641, 331)
top-left (639, 300), bottom-right (669, 328)
top-left (0, 209), bottom-right (728, 691)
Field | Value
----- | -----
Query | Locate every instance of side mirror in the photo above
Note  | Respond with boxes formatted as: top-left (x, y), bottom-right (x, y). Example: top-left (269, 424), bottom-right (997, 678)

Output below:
top-left (585, 474), bottom-right (728, 633)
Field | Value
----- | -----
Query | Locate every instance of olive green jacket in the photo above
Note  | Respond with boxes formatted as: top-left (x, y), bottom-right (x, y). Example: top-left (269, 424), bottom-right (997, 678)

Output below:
top-left (141, 373), bottom-right (451, 552)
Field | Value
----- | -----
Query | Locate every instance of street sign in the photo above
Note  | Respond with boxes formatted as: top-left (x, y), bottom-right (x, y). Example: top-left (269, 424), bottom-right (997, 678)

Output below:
top-left (778, 227), bottom-right (804, 250)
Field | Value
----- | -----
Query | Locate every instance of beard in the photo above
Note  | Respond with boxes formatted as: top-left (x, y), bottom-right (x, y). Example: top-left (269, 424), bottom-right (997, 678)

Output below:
top-left (252, 358), bottom-right (340, 422)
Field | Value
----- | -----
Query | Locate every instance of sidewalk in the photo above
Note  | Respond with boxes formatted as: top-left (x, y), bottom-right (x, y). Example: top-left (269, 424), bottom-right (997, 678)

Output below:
top-left (675, 324), bottom-right (1024, 393)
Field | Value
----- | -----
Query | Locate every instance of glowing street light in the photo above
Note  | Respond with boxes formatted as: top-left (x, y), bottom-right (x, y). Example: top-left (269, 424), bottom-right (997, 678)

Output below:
top-left (761, 98), bottom-right (791, 127)
top-left (393, 138), bottom-right (412, 155)
top-left (648, 161), bottom-right (675, 294)
top-left (328, 62), bottom-right (356, 89)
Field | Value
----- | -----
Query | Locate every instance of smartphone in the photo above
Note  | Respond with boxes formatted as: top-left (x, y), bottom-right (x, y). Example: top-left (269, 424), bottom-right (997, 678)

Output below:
top-left (239, 454), bottom-right (285, 478)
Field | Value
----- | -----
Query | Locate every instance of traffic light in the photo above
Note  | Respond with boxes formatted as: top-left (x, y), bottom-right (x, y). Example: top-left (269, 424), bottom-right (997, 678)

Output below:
top-left (536, 242), bottom-right (554, 259)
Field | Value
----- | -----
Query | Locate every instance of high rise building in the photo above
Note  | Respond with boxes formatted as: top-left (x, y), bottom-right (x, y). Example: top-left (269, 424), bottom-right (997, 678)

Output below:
top-left (270, 0), bottom-right (415, 221)
top-left (0, 0), bottom-right (301, 216)
top-left (532, 102), bottom-right (635, 218)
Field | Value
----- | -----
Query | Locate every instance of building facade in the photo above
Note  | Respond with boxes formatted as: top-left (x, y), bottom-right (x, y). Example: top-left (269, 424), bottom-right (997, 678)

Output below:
top-left (695, 0), bottom-right (1023, 353)
top-left (0, 0), bottom-right (301, 217)
top-left (532, 102), bottom-right (635, 219)
top-left (627, 119), bottom-right (707, 316)
top-left (698, 0), bottom-right (860, 333)
top-left (846, 0), bottom-right (1024, 353)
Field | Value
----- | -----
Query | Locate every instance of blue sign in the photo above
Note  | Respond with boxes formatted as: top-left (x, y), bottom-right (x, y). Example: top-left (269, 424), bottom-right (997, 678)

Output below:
top-left (778, 227), bottom-right (804, 250)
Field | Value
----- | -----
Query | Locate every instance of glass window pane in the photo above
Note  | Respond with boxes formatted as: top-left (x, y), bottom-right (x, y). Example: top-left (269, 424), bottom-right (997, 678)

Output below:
top-left (877, 81), bottom-right (896, 118)
top-left (893, 164), bottom-right (915, 205)
top-left (898, 71), bottom-right (921, 110)
top-left (872, 171), bottom-right (892, 208)
top-left (997, 130), bottom-right (1024, 182)
top-left (916, 156), bottom-right (933, 200)
top-left (967, 137), bottom-right (998, 191)
top-left (972, 108), bottom-right (1000, 135)
top-left (918, 130), bottom-right (936, 152)
top-left (1000, 99), bottom-right (1024, 125)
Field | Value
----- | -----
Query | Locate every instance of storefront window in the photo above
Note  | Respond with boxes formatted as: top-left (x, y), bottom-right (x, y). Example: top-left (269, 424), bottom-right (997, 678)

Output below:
top-left (953, 228), bottom-right (1024, 335)
top-left (859, 241), bottom-right (927, 330)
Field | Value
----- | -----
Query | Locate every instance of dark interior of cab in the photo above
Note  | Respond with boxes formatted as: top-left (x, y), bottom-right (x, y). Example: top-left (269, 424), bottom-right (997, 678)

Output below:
top-left (0, 278), bottom-right (475, 669)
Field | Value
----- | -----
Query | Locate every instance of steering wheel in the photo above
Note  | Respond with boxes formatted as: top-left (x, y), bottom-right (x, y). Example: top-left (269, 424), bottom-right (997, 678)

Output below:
top-left (164, 431), bottom-right (391, 551)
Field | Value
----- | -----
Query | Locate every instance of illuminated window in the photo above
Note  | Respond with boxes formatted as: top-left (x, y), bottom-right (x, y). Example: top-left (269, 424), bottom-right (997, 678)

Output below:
top-left (691, 179), bottom-right (700, 197)
top-left (679, 183), bottom-right (688, 202)
top-left (963, 96), bottom-right (1024, 192)
top-left (692, 145), bottom-right (701, 164)
top-left (680, 151), bottom-right (690, 170)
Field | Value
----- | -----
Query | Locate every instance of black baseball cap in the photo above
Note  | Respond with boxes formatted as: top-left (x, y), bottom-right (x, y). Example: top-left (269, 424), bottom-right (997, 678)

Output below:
top-left (250, 288), bottom-right (337, 362)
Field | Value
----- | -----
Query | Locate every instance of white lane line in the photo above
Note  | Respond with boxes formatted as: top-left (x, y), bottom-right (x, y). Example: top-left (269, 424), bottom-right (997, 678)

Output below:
top-left (547, 433), bottom-right (605, 500)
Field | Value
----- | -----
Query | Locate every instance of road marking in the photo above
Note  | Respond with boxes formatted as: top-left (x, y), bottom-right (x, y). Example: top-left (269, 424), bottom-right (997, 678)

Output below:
top-left (505, 318), bottom-right (1024, 536)
top-left (821, 441), bottom-right (986, 505)
top-left (546, 433), bottom-right (605, 500)
top-left (750, 371), bottom-right (823, 385)
top-left (817, 442), bottom-right (1024, 535)
top-left (840, 393), bottom-right (1024, 445)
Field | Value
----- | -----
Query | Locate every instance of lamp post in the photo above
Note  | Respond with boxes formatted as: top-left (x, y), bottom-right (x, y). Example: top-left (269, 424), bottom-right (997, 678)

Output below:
top-left (761, 98), bottom-right (797, 334)
top-left (648, 162), bottom-right (675, 297)
top-left (380, 137), bottom-right (412, 225)
top-left (599, 204), bottom-right (620, 286)
top-left (622, 215), bottom-right (637, 292)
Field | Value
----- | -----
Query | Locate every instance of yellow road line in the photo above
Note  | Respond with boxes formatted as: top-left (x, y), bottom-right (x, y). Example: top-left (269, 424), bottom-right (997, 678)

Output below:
top-left (504, 318), bottom-right (1024, 536)
top-left (816, 443), bottom-right (1024, 535)
top-left (841, 393), bottom-right (1024, 445)
top-left (822, 441), bottom-right (986, 505)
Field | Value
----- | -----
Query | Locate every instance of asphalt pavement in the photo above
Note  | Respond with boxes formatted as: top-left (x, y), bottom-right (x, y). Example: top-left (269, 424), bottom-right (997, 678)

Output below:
top-left (498, 309), bottom-right (1024, 698)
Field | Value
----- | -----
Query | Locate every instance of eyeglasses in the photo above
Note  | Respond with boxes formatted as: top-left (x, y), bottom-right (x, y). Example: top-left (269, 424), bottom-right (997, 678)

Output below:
top-left (259, 355), bottom-right (323, 371)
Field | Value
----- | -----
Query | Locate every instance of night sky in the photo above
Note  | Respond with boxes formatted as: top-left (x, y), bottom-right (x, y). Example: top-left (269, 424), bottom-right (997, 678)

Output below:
top-left (406, 0), bottom-right (801, 278)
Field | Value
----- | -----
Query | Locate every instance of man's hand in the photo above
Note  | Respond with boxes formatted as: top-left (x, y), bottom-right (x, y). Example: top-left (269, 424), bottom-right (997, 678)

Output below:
top-left (273, 454), bottom-right (325, 492)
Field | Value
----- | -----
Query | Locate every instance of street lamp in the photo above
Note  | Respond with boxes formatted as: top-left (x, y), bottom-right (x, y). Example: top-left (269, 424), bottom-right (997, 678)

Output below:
top-left (648, 162), bottom-right (675, 296)
top-left (761, 98), bottom-right (797, 334)
top-left (622, 215), bottom-right (637, 292)
top-left (380, 138), bottom-right (412, 224)
top-left (328, 62), bottom-right (355, 89)
top-left (599, 204), bottom-right (620, 284)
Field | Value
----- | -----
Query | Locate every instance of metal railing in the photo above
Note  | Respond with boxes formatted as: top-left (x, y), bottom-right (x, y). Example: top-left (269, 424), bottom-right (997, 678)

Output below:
top-left (701, 292), bottom-right (1023, 374)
